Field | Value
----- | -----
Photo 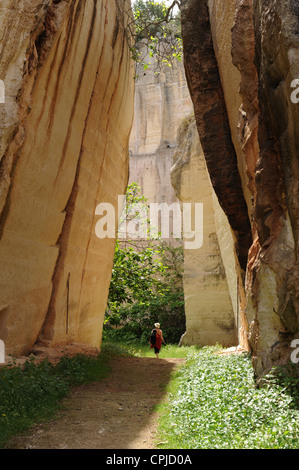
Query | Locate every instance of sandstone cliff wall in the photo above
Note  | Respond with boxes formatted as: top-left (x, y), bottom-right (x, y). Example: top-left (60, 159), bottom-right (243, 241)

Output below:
top-left (248, 0), bottom-right (299, 378)
top-left (0, 0), bottom-right (135, 355)
top-left (181, 0), bottom-right (299, 378)
top-left (171, 118), bottom-right (238, 347)
top-left (129, 46), bottom-right (193, 210)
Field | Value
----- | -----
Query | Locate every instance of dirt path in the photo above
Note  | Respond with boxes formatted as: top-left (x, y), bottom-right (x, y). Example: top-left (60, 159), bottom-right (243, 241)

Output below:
top-left (7, 356), bottom-right (185, 450)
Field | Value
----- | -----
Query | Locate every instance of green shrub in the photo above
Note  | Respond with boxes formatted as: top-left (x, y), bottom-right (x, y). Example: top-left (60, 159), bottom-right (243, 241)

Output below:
top-left (104, 289), bottom-right (185, 345)
top-left (156, 347), bottom-right (299, 449)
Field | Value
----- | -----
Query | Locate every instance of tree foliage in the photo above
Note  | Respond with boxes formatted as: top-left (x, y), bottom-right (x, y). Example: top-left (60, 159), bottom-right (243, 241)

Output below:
top-left (107, 240), bottom-right (167, 313)
top-left (104, 183), bottom-right (186, 344)
top-left (133, 0), bottom-right (181, 41)
top-left (117, 0), bottom-right (183, 72)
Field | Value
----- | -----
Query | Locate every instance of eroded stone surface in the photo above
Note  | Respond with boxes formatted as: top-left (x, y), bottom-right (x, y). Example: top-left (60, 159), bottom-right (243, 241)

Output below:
top-left (129, 44), bottom-right (193, 217)
top-left (171, 118), bottom-right (238, 348)
top-left (181, 0), bottom-right (252, 274)
top-left (181, 0), bottom-right (299, 378)
top-left (0, 0), bottom-right (135, 355)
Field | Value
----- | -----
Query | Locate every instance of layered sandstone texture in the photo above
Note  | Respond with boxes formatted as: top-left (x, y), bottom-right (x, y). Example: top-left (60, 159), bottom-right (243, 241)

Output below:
top-left (129, 46), bottom-right (193, 218)
top-left (171, 118), bottom-right (238, 348)
top-left (0, 0), bottom-right (135, 356)
top-left (181, 0), bottom-right (299, 379)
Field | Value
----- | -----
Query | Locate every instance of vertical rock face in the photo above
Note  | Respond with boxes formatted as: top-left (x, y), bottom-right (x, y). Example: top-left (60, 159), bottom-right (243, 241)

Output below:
top-left (171, 118), bottom-right (239, 348)
top-left (248, 0), bottom-right (299, 378)
top-left (129, 46), bottom-right (193, 211)
top-left (180, 0), bottom-right (252, 352)
top-left (0, 0), bottom-right (135, 355)
top-left (181, 0), bottom-right (299, 378)
top-left (181, 0), bottom-right (252, 274)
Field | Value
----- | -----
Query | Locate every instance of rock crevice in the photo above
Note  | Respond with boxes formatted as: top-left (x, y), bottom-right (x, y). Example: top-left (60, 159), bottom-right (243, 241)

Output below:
top-left (181, 0), bottom-right (252, 273)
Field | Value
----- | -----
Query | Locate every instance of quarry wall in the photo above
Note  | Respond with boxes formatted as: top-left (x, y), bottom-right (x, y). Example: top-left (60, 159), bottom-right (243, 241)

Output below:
top-left (0, 0), bottom-right (135, 355)
top-left (181, 0), bottom-right (299, 378)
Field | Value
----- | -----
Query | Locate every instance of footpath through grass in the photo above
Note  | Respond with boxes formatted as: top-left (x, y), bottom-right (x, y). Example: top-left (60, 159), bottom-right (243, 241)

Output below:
top-left (0, 341), bottom-right (298, 449)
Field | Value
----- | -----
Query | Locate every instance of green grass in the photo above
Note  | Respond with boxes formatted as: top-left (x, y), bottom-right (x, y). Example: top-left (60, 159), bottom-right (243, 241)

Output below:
top-left (1, 341), bottom-right (298, 450)
top-left (103, 340), bottom-right (197, 358)
top-left (0, 340), bottom-right (192, 448)
top-left (0, 343), bottom-right (123, 448)
top-left (155, 345), bottom-right (299, 449)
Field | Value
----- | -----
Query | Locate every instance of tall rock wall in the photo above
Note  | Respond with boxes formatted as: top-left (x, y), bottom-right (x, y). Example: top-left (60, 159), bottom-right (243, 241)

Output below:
top-left (129, 45), bottom-right (193, 156)
top-left (0, 0), bottom-right (135, 356)
top-left (248, 0), bottom-right (299, 378)
top-left (129, 46), bottom-right (193, 212)
top-left (128, 45), bottom-right (193, 257)
top-left (171, 117), bottom-right (239, 348)
top-left (181, 0), bottom-right (299, 379)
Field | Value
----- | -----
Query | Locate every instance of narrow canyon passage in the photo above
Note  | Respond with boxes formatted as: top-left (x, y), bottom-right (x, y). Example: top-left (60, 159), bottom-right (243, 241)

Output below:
top-left (6, 356), bottom-right (185, 450)
top-left (1, 2), bottom-right (299, 450)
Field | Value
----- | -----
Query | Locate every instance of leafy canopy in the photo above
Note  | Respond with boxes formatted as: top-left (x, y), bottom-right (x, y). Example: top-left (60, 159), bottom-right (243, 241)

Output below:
top-left (123, 0), bottom-right (182, 72)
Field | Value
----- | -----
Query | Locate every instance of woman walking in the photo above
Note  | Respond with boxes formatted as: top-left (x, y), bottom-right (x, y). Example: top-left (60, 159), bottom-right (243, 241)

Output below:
top-left (150, 323), bottom-right (165, 358)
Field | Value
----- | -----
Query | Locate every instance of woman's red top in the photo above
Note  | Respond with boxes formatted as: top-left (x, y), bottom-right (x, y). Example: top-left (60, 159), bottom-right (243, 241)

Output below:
top-left (151, 330), bottom-right (162, 349)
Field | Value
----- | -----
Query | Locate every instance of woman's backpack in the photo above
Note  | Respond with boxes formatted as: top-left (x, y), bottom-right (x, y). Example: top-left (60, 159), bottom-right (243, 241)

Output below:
top-left (150, 329), bottom-right (157, 345)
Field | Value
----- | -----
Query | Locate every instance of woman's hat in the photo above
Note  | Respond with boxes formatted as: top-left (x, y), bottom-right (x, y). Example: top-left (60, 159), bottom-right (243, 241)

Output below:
top-left (154, 323), bottom-right (160, 328)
